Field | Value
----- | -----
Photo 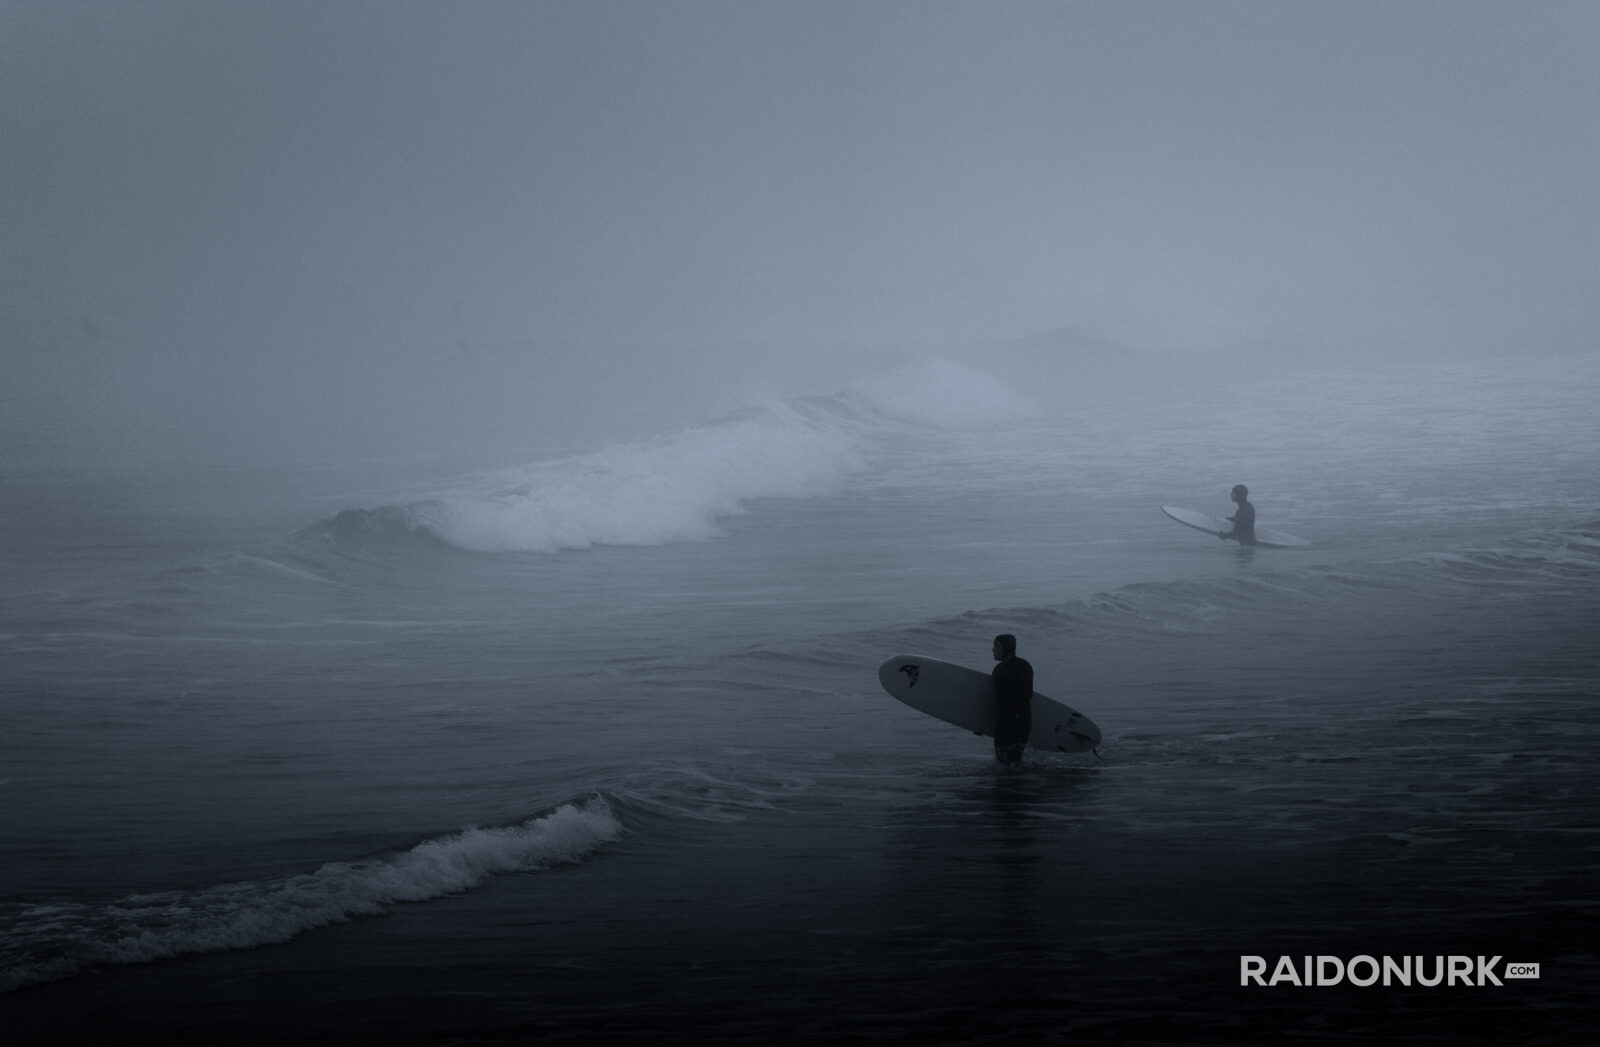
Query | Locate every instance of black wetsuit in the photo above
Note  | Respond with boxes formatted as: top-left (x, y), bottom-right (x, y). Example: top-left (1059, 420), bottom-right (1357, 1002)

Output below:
top-left (1227, 499), bottom-right (1257, 545)
top-left (992, 656), bottom-right (1034, 765)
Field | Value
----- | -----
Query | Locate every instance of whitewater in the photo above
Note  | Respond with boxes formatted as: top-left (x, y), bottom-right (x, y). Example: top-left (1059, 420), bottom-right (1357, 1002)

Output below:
top-left (3, 352), bottom-right (1597, 1044)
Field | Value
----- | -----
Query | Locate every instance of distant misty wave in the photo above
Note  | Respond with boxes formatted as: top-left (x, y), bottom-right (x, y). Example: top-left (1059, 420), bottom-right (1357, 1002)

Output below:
top-left (305, 360), bottom-right (1034, 555)
top-left (838, 358), bottom-right (1040, 428)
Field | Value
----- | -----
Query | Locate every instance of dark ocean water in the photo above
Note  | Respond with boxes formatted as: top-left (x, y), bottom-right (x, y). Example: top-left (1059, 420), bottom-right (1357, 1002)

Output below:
top-left (3, 355), bottom-right (1597, 1043)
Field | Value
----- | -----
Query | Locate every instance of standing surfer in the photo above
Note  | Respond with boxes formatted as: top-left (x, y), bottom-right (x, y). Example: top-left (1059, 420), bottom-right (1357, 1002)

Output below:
top-left (991, 634), bottom-right (1033, 766)
top-left (1222, 484), bottom-right (1256, 546)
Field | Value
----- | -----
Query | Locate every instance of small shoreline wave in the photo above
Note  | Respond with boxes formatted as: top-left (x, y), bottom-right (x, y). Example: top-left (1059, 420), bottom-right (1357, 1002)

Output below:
top-left (0, 797), bottom-right (623, 995)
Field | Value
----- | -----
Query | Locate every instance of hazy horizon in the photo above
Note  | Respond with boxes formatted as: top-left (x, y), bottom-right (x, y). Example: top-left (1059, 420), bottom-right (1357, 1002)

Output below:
top-left (4, 1), bottom-right (1597, 466)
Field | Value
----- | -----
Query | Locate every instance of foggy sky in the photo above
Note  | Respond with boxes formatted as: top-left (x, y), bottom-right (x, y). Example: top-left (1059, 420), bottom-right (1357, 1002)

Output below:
top-left (4, 1), bottom-right (1597, 464)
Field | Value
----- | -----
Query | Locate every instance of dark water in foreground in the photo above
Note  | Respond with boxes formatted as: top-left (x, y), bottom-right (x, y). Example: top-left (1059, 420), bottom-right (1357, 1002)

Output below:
top-left (3, 357), bottom-right (1597, 1043)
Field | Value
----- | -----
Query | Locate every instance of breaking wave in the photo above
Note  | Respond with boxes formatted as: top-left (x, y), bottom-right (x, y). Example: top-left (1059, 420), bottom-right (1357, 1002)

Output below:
top-left (304, 360), bottom-right (1034, 555)
top-left (0, 798), bottom-right (623, 994)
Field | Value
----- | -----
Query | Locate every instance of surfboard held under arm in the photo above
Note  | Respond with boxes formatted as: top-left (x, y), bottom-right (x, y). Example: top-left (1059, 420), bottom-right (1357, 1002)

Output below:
top-left (1161, 505), bottom-right (1310, 548)
top-left (878, 655), bottom-right (1102, 753)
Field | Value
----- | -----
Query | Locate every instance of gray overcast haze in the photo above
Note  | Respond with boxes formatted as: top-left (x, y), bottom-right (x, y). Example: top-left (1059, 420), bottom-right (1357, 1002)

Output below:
top-left (4, 1), bottom-right (1597, 465)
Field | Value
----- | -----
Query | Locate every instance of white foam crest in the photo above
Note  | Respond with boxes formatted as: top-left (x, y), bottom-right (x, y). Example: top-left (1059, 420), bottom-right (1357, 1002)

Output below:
top-left (843, 359), bottom-right (1040, 428)
top-left (409, 404), bottom-right (862, 553)
top-left (0, 798), bottom-right (622, 993)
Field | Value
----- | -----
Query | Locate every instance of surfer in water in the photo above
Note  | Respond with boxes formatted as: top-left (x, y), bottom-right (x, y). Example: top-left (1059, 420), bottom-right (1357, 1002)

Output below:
top-left (1222, 484), bottom-right (1256, 546)
top-left (991, 634), bottom-right (1033, 766)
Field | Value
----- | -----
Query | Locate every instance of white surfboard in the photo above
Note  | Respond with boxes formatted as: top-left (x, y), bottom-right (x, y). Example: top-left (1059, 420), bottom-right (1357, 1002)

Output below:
top-left (1161, 505), bottom-right (1310, 548)
top-left (877, 655), bottom-right (1101, 754)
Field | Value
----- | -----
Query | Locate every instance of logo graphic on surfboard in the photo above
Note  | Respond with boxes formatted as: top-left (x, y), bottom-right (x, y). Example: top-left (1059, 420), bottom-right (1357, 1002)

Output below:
top-left (878, 656), bottom-right (1100, 754)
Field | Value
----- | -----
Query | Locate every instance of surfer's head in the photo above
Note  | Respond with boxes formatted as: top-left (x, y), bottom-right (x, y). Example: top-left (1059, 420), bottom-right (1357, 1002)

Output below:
top-left (1231, 484), bottom-right (1249, 502)
top-left (993, 634), bottom-right (1017, 660)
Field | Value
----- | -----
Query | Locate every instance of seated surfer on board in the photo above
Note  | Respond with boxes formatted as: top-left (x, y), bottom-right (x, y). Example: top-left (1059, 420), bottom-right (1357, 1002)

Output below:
top-left (991, 634), bottom-right (1033, 766)
top-left (1222, 484), bottom-right (1256, 546)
